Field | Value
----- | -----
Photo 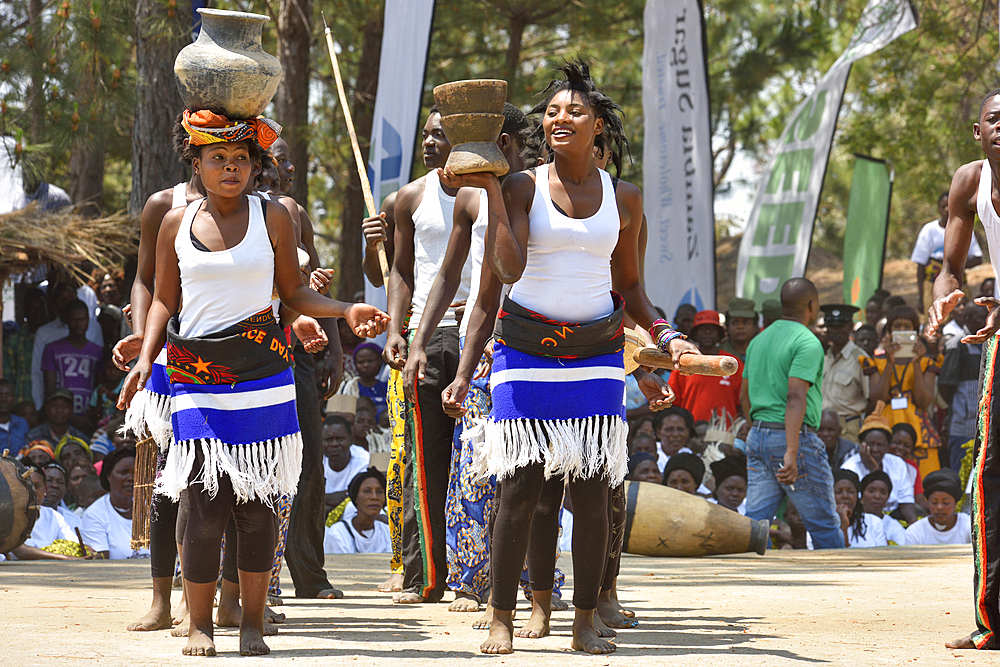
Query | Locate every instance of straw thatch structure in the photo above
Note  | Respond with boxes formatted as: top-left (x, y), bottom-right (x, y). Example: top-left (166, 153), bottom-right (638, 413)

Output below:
top-left (0, 203), bottom-right (138, 282)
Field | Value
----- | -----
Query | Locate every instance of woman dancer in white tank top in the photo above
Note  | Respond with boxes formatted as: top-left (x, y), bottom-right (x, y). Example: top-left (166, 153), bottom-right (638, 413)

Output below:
top-left (118, 111), bottom-right (388, 657)
top-left (451, 63), bottom-right (697, 656)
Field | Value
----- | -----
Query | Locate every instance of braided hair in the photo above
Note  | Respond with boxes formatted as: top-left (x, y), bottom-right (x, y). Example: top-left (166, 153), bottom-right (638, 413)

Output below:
top-left (529, 60), bottom-right (630, 177)
top-left (834, 469), bottom-right (866, 542)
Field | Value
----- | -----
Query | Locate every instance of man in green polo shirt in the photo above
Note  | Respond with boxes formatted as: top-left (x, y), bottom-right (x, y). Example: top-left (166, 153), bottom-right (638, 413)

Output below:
top-left (739, 278), bottom-right (842, 548)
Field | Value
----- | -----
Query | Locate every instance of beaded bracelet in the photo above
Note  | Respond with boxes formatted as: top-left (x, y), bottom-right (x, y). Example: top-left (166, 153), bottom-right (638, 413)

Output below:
top-left (655, 328), bottom-right (687, 352)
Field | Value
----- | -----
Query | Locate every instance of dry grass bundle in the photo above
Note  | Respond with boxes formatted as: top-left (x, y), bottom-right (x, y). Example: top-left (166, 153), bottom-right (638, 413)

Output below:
top-left (0, 203), bottom-right (138, 281)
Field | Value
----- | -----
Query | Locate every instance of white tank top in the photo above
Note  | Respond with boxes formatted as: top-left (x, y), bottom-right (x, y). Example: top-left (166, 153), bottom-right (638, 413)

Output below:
top-left (175, 196), bottom-right (275, 337)
top-left (977, 160), bottom-right (1000, 299)
top-left (171, 182), bottom-right (188, 209)
top-left (409, 171), bottom-right (467, 330)
top-left (508, 164), bottom-right (618, 322)
top-left (459, 189), bottom-right (490, 339)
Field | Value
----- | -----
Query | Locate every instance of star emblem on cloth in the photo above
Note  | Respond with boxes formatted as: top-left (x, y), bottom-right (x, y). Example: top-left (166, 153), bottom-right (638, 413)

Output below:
top-left (191, 357), bottom-right (212, 375)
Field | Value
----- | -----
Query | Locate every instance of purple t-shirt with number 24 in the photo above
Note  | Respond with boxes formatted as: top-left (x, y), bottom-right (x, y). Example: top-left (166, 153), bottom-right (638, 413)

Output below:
top-left (41, 338), bottom-right (103, 416)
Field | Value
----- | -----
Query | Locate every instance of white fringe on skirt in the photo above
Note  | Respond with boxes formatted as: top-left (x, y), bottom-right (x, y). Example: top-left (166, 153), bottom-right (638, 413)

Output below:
top-left (478, 414), bottom-right (628, 486)
top-left (122, 388), bottom-right (173, 451)
top-left (154, 433), bottom-right (303, 508)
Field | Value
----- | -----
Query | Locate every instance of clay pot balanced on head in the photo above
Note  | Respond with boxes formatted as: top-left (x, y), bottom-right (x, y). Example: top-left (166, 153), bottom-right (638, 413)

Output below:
top-left (174, 8), bottom-right (283, 119)
top-left (432, 79), bottom-right (509, 176)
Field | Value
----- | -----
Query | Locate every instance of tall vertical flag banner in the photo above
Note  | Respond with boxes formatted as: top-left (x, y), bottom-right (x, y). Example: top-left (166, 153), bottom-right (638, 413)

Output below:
top-left (842, 156), bottom-right (893, 308)
top-left (642, 0), bottom-right (715, 320)
top-left (735, 0), bottom-right (918, 306)
top-left (364, 0), bottom-right (435, 315)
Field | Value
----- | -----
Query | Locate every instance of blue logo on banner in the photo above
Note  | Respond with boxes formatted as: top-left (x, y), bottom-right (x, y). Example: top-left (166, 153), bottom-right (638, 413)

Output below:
top-left (679, 287), bottom-right (705, 312)
top-left (380, 118), bottom-right (402, 180)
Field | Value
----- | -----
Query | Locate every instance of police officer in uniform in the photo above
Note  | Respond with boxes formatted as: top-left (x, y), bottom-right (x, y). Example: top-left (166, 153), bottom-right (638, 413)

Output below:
top-left (821, 304), bottom-right (870, 442)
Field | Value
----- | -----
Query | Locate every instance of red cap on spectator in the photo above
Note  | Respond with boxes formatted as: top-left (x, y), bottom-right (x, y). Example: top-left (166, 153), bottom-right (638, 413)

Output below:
top-left (691, 310), bottom-right (725, 333)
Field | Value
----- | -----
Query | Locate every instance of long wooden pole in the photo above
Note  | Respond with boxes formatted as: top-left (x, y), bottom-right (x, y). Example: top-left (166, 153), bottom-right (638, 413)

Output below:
top-left (322, 15), bottom-right (390, 286)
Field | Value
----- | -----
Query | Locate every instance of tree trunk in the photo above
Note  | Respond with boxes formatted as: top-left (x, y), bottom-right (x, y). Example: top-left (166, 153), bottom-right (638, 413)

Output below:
top-left (504, 13), bottom-right (527, 87)
top-left (26, 0), bottom-right (44, 143)
top-left (274, 0), bottom-right (312, 207)
top-left (336, 16), bottom-right (383, 302)
top-left (128, 0), bottom-right (189, 215)
top-left (68, 146), bottom-right (105, 216)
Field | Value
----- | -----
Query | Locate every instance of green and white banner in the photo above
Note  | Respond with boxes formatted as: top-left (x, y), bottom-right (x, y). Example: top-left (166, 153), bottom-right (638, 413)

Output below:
top-left (735, 0), bottom-right (918, 305)
top-left (843, 156), bottom-right (893, 309)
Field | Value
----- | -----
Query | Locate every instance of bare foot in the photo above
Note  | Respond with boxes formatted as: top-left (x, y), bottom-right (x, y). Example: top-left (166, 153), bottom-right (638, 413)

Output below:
top-left (315, 587), bottom-right (343, 599)
top-left (215, 598), bottom-right (241, 628)
top-left (267, 594), bottom-right (283, 606)
top-left (181, 626), bottom-right (216, 656)
top-left (592, 611), bottom-right (618, 638)
top-left (550, 595), bottom-right (569, 612)
top-left (379, 572), bottom-right (404, 592)
top-left (572, 611), bottom-right (616, 654)
top-left (473, 605), bottom-right (494, 630)
top-left (481, 613), bottom-right (514, 654)
top-left (126, 605), bottom-right (172, 632)
top-left (171, 625), bottom-right (188, 638)
top-left (945, 634), bottom-right (977, 649)
top-left (265, 605), bottom-right (286, 624)
top-left (172, 598), bottom-right (188, 625)
top-left (240, 624), bottom-right (270, 656)
top-left (393, 592), bottom-right (425, 604)
top-left (449, 592), bottom-right (481, 612)
top-left (514, 606), bottom-right (550, 639)
top-left (598, 597), bottom-right (637, 629)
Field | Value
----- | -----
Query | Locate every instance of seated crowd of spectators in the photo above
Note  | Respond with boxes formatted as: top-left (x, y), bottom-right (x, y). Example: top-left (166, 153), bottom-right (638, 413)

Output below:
top-left (1, 268), bottom-right (978, 560)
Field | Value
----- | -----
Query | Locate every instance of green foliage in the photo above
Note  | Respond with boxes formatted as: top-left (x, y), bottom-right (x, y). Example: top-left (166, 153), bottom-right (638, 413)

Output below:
top-left (0, 0), bottom-right (136, 210)
top-left (832, 0), bottom-right (999, 260)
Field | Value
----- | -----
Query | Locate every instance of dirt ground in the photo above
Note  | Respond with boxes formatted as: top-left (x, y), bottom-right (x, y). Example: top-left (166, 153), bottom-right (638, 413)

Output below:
top-left (0, 546), bottom-right (990, 666)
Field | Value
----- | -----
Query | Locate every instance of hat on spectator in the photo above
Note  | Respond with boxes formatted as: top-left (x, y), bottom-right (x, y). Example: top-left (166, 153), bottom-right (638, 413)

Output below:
top-left (833, 468), bottom-right (861, 492)
top-left (860, 470), bottom-right (893, 495)
top-left (762, 300), bottom-right (783, 323)
top-left (690, 311), bottom-right (725, 336)
top-left (710, 456), bottom-right (746, 485)
top-left (922, 468), bottom-right (963, 502)
top-left (45, 387), bottom-right (73, 404)
top-left (627, 452), bottom-right (658, 478)
top-left (54, 435), bottom-right (91, 462)
top-left (662, 452), bottom-right (705, 485)
top-left (348, 466), bottom-right (386, 505)
top-left (22, 440), bottom-right (55, 460)
top-left (726, 298), bottom-right (757, 319)
top-left (858, 407), bottom-right (892, 441)
top-left (820, 304), bottom-right (859, 326)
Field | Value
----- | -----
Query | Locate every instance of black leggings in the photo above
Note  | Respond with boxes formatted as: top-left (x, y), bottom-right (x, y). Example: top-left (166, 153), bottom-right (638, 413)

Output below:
top-left (149, 492), bottom-right (179, 579)
top-left (491, 463), bottom-right (609, 611)
top-left (602, 483), bottom-right (626, 591)
top-left (181, 473), bottom-right (277, 585)
top-left (176, 490), bottom-right (241, 584)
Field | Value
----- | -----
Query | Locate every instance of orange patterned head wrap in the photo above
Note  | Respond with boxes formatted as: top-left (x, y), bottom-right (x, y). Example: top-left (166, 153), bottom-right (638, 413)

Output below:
top-left (181, 109), bottom-right (281, 149)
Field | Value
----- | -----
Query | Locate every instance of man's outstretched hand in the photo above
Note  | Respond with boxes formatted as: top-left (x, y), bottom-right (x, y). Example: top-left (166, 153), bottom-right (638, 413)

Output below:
top-left (927, 289), bottom-right (966, 339)
top-left (962, 296), bottom-right (1000, 344)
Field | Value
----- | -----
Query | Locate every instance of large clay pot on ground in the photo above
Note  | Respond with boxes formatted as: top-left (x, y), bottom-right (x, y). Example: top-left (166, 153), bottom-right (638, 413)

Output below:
top-left (623, 480), bottom-right (768, 557)
top-left (174, 8), bottom-right (282, 119)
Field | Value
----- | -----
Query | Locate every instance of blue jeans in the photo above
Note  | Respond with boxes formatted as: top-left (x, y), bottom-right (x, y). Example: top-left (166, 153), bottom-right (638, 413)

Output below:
top-left (745, 426), bottom-right (843, 549)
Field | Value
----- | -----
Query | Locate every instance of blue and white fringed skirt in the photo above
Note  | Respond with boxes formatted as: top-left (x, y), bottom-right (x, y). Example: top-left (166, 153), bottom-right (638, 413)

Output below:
top-left (482, 342), bottom-right (628, 486)
top-left (155, 367), bottom-right (303, 506)
top-left (123, 347), bottom-right (173, 450)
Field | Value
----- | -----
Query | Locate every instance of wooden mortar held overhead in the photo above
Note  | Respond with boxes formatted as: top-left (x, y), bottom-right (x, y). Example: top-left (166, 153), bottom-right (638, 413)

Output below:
top-left (433, 80), bottom-right (509, 176)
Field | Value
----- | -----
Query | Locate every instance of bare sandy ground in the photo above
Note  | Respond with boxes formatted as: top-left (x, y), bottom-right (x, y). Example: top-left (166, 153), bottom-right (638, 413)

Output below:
top-left (0, 546), bottom-right (986, 666)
